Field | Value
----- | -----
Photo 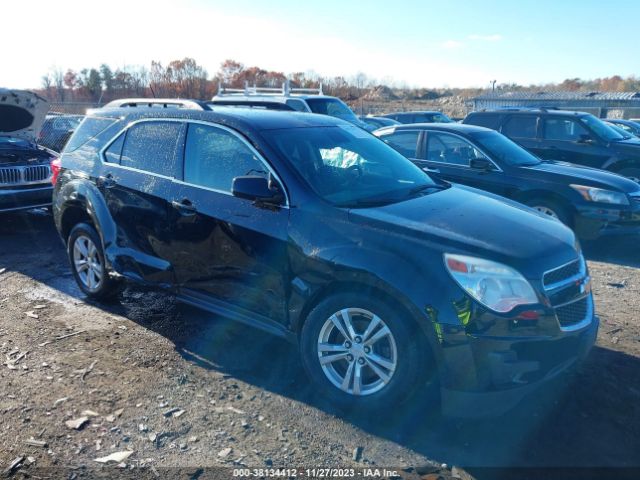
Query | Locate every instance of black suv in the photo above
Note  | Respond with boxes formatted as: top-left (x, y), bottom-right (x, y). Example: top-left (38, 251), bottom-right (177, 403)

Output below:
top-left (375, 123), bottom-right (640, 238)
top-left (463, 108), bottom-right (640, 182)
top-left (53, 107), bottom-right (597, 415)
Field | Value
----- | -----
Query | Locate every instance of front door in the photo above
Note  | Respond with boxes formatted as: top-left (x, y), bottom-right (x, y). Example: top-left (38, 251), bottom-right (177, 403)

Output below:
top-left (539, 117), bottom-right (610, 168)
top-left (167, 122), bottom-right (290, 323)
top-left (417, 131), bottom-right (510, 197)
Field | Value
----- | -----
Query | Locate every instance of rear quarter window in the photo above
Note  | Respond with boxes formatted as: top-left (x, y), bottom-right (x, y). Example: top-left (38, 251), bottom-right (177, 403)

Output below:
top-left (464, 113), bottom-right (502, 130)
top-left (64, 117), bottom-right (117, 152)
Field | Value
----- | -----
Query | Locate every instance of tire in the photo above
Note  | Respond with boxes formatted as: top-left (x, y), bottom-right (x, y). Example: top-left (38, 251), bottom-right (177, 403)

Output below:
top-left (67, 223), bottom-right (121, 300)
top-left (300, 292), bottom-right (435, 411)
top-left (524, 197), bottom-right (572, 227)
top-left (616, 167), bottom-right (640, 183)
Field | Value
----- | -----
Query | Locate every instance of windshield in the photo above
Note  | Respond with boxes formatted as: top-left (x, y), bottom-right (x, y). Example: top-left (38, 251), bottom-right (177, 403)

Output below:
top-left (305, 98), bottom-right (359, 122)
top-left (469, 130), bottom-right (541, 166)
top-left (263, 125), bottom-right (441, 207)
top-left (580, 114), bottom-right (627, 142)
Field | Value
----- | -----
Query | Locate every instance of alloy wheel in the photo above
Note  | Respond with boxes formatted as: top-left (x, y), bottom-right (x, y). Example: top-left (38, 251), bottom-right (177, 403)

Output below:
top-left (532, 205), bottom-right (559, 219)
top-left (73, 235), bottom-right (103, 291)
top-left (317, 308), bottom-right (398, 396)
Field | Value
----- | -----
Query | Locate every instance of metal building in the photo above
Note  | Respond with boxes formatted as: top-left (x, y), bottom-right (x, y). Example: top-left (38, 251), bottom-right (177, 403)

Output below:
top-left (471, 91), bottom-right (640, 119)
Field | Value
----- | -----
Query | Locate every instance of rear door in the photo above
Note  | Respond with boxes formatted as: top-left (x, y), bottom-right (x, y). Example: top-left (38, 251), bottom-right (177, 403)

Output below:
top-left (167, 122), bottom-right (290, 323)
top-left (99, 119), bottom-right (184, 285)
top-left (500, 114), bottom-right (541, 155)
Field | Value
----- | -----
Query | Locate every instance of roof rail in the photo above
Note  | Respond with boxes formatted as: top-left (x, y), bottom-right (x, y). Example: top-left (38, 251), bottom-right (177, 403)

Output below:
top-left (102, 98), bottom-right (206, 110)
top-left (216, 80), bottom-right (323, 98)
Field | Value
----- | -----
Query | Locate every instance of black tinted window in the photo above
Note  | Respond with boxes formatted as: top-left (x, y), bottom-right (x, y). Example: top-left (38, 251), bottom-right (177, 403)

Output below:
top-left (465, 113), bottom-right (501, 130)
top-left (184, 123), bottom-right (267, 192)
top-left (104, 133), bottom-right (125, 164)
top-left (543, 118), bottom-right (588, 141)
top-left (379, 131), bottom-right (420, 157)
top-left (120, 121), bottom-right (182, 176)
top-left (502, 115), bottom-right (538, 138)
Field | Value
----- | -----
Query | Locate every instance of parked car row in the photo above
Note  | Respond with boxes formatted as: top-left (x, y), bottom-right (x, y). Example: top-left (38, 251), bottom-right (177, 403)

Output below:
top-left (6, 86), bottom-right (639, 417)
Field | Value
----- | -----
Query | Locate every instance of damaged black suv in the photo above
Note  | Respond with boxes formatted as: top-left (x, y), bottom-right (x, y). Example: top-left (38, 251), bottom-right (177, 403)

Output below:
top-left (53, 106), bottom-right (598, 415)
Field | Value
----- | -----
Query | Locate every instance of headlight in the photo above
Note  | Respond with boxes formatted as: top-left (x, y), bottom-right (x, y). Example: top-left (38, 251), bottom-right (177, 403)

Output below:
top-left (444, 254), bottom-right (538, 313)
top-left (570, 185), bottom-right (629, 205)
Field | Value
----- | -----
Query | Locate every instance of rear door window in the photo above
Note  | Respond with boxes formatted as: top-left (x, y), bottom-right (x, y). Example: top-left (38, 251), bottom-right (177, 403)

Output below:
top-left (502, 115), bottom-right (538, 138)
top-left (119, 121), bottom-right (182, 177)
top-left (379, 131), bottom-right (421, 158)
top-left (465, 113), bottom-right (502, 130)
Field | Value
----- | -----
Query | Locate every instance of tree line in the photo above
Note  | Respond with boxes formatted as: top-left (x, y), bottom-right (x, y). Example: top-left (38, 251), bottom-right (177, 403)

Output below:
top-left (38, 57), bottom-right (640, 104)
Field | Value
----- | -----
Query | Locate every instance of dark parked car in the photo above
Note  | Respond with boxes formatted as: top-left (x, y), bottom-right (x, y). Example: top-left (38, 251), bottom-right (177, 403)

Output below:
top-left (463, 108), bottom-right (640, 182)
top-left (358, 116), bottom-right (401, 129)
top-left (604, 118), bottom-right (640, 138)
top-left (38, 114), bottom-right (84, 153)
top-left (375, 123), bottom-right (640, 238)
top-left (53, 107), bottom-right (597, 415)
top-left (382, 111), bottom-right (454, 124)
top-left (0, 89), bottom-right (56, 213)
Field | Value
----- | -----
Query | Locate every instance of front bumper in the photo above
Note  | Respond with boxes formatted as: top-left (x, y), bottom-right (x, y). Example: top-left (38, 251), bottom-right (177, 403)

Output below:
top-left (0, 185), bottom-right (53, 212)
top-left (440, 314), bottom-right (599, 418)
top-left (574, 202), bottom-right (640, 238)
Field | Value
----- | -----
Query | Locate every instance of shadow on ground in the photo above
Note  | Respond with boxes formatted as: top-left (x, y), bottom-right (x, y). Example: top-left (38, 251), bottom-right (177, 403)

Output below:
top-left (2, 211), bottom-right (640, 478)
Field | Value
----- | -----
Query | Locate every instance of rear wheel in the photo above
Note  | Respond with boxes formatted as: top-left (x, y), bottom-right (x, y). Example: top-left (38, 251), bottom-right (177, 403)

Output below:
top-left (68, 223), bottom-right (120, 300)
top-left (616, 167), bottom-right (640, 183)
top-left (300, 292), bottom-right (434, 410)
top-left (524, 197), bottom-right (572, 227)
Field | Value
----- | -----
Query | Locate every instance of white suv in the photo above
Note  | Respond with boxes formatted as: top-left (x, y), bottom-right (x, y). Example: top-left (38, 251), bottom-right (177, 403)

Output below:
top-left (210, 81), bottom-right (373, 131)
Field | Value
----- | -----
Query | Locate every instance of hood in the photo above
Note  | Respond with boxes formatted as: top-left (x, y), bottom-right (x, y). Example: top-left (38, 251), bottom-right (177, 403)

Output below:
top-left (525, 160), bottom-right (640, 194)
top-left (348, 185), bottom-right (578, 275)
top-left (610, 136), bottom-right (640, 155)
top-left (0, 89), bottom-right (49, 142)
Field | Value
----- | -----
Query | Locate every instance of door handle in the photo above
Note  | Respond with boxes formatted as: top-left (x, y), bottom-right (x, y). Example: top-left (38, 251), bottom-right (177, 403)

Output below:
top-left (171, 199), bottom-right (197, 215)
top-left (98, 174), bottom-right (116, 188)
top-left (422, 167), bottom-right (440, 174)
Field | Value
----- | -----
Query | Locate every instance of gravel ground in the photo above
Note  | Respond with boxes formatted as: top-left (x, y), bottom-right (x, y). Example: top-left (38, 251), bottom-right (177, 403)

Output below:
top-left (1, 210), bottom-right (639, 479)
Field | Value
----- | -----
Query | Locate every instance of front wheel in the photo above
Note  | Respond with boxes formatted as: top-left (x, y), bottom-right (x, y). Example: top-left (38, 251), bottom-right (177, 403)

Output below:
top-left (524, 197), bottom-right (572, 227)
top-left (300, 292), bottom-right (434, 410)
top-left (68, 223), bottom-right (121, 300)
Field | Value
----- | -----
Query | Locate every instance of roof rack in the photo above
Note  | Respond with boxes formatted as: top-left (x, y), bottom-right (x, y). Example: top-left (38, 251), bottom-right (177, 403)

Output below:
top-left (216, 80), bottom-right (323, 98)
top-left (102, 98), bottom-right (206, 110)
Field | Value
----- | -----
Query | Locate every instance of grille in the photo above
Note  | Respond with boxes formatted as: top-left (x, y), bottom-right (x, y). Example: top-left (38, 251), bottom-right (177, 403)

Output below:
top-left (0, 167), bottom-right (21, 185)
top-left (0, 165), bottom-right (51, 185)
top-left (23, 165), bottom-right (50, 182)
top-left (555, 297), bottom-right (589, 328)
top-left (543, 259), bottom-right (582, 288)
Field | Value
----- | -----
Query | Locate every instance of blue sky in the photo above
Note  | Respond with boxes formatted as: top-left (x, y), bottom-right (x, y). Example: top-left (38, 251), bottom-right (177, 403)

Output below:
top-left (3, 0), bottom-right (639, 89)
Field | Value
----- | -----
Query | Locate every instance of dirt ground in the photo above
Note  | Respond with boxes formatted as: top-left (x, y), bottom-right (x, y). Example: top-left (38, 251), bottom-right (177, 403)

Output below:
top-left (1, 210), bottom-right (639, 480)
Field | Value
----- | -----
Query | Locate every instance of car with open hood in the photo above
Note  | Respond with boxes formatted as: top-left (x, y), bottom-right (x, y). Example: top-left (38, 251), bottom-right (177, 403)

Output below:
top-left (0, 89), bottom-right (56, 213)
top-left (375, 123), bottom-right (640, 239)
top-left (52, 106), bottom-right (597, 416)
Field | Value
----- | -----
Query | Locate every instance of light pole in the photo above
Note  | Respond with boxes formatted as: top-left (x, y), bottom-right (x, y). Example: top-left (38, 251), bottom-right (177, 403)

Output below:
top-left (491, 80), bottom-right (497, 92)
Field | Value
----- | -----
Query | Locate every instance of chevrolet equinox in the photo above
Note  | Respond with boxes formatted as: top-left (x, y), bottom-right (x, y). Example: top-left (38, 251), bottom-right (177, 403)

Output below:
top-left (52, 107), bottom-right (598, 415)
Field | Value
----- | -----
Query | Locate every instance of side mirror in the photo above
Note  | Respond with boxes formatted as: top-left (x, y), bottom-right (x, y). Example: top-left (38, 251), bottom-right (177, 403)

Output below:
top-left (470, 157), bottom-right (495, 171)
top-left (232, 175), bottom-right (285, 205)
